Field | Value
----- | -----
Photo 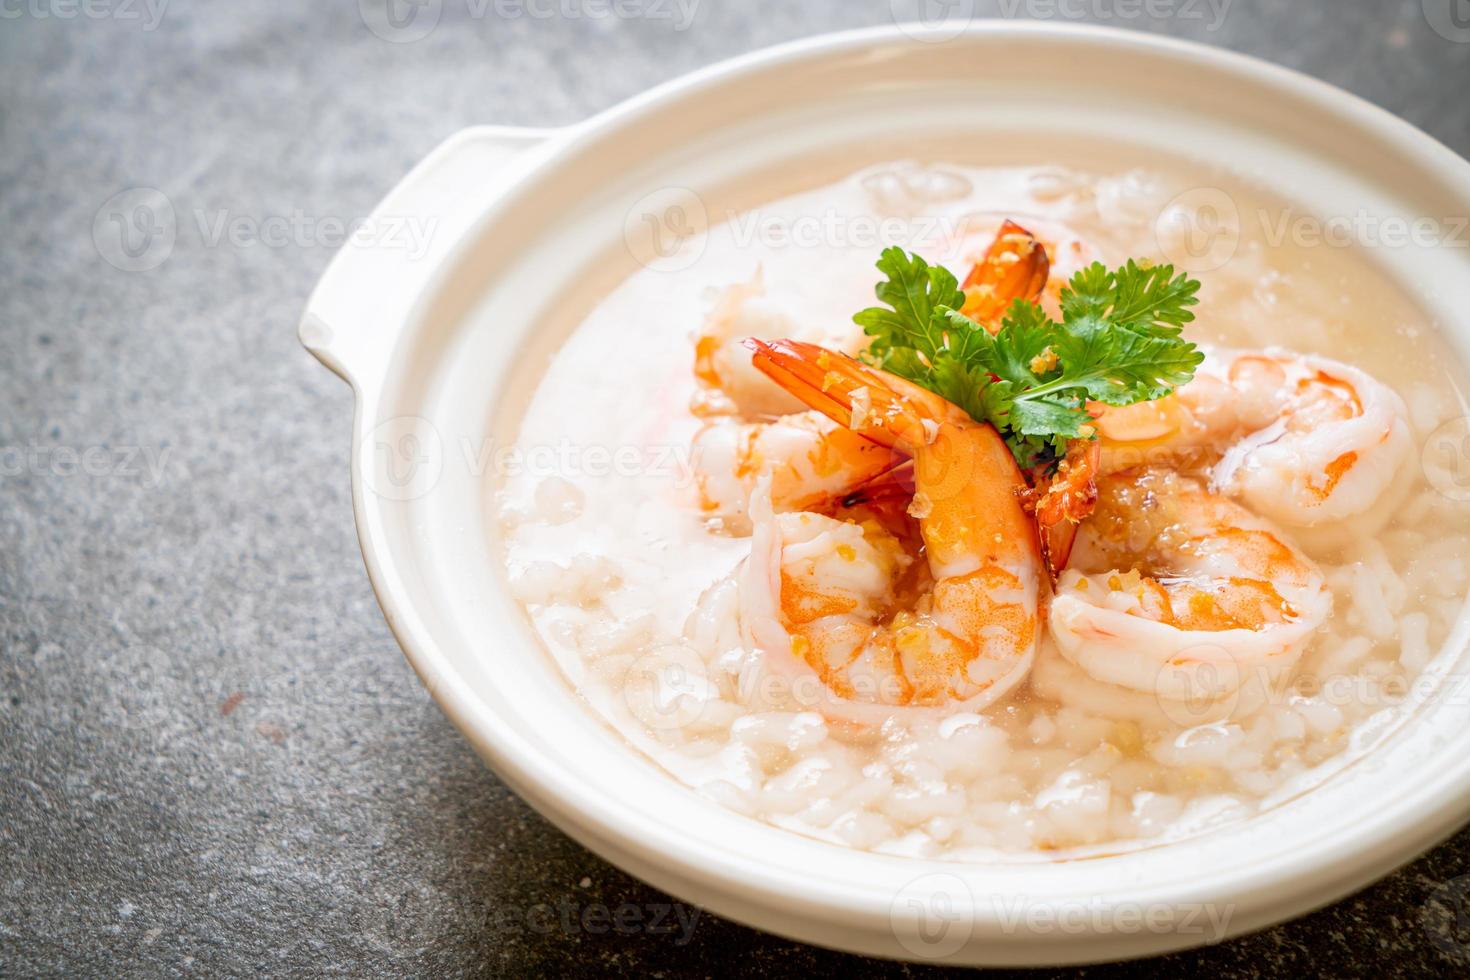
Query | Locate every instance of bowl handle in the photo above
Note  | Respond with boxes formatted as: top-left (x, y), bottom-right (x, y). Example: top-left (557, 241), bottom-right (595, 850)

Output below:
top-left (297, 125), bottom-right (561, 391)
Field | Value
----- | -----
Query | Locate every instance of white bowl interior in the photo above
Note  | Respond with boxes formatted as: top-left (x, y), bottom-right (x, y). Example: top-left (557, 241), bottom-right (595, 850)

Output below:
top-left (350, 26), bottom-right (1470, 964)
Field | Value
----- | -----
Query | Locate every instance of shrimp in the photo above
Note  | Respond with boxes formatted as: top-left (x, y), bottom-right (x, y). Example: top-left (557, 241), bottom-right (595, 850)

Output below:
top-left (692, 411), bottom-right (901, 527)
top-left (958, 219), bottom-right (1051, 329)
top-left (692, 221), bottom-right (1066, 416)
top-left (737, 339), bottom-right (1042, 720)
top-left (691, 221), bottom-right (1065, 524)
top-left (1049, 468), bottom-right (1331, 702)
top-left (1031, 438), bottom-right (1101, 580)
top-left (953, 219), bottom-right (1101, 576)
top-left (958, 215), bottom-right (1097, 324)
top-left (1092, 348), bottom-right (1411, 526)
top-left (691, 272), bottom-right (857, 418)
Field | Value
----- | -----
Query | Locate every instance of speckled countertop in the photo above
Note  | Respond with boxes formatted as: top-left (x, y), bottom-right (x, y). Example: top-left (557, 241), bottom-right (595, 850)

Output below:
top-left (3, 1), bottom-right (1470, 975)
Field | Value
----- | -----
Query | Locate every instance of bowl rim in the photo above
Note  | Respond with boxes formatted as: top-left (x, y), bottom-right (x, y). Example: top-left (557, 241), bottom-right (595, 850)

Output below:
top-left (342, 20), bottom-right (1470, 962)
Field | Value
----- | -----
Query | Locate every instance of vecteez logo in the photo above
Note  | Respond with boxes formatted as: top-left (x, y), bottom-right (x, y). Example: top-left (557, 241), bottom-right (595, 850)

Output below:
top-left (0, 0), bottom-right (169, 30)
top-left (1423, 417), bottom-right (1470, 501)
top-left (623, 186), bottom-right (709, 273)
top-left (1423, 875), bottom-right (1470, 962)
top-left (91, 187), bottom-right (440, 271)
top-left (362, 416), bottom-right (445, 502)
top-left (1153, 186), bottom-right (1242, 273)
top-left (889, 873), bottom-right (976, 959)
top-left (92, 187), bottom-right (177, 272)
top-left (1424, 0), bottom-right (1470, 43)
top-left (888, 0), bottom-right (978, 43)
top-left (359, 0), bottom-right (443, 43)
top-left (359, 0), bottom-right (700, 42)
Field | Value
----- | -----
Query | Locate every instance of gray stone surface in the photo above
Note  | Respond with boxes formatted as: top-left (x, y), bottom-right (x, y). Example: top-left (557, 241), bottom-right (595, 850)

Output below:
top-left (2, 0), bottom-right (1469, 975)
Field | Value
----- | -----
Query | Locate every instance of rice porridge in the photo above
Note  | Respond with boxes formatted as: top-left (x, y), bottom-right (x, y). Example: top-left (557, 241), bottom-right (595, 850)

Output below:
top-left (497, 155), bottom-right (1470, 858)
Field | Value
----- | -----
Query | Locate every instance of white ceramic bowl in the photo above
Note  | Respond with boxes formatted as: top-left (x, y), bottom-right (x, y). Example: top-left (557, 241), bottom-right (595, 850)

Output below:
top-left (300, 23), bottom-right (1470, 965)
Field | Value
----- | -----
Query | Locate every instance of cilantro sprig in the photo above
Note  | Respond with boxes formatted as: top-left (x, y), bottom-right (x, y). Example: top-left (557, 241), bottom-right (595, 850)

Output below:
top-left (854, 247), bottom-right (1204, 468)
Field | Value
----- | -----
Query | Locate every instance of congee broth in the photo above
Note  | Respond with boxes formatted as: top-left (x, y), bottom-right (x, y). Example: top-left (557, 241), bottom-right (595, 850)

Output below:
top-left (498, 155), bottom-right (1470, 857)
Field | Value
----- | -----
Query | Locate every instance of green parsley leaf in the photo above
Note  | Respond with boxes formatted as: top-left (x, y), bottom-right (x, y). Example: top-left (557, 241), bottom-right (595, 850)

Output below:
top-left (1060, 260), bottom-right (1200, 337)
top-left (1048, 319), bottom-right (1206, 406)
top-left (854, 249), bottom-right (1204, 468)
top-left (853, 246), bottom-right (965, 369)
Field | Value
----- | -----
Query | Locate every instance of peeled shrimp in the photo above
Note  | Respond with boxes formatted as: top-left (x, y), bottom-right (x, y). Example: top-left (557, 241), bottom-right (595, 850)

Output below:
top-left (1049, 468), bottom-right (1331, 702)
top-left (1093, 348), bottom-right (1411, 526)
top-left (692, 411), bottom-right (900, 526)
top-left (737, 339), bottom-right (1042, 720)
top-left (691, 273), bottom-right (847, 418)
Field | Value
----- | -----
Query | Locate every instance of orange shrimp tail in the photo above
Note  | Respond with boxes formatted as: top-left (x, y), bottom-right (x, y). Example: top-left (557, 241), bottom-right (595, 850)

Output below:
top-left (960, 220), bottom-right (1051, 331)
top-left (1032, 439), bottom-right (1100, 580)
top-left (743, 338), bottom-right (928, 451)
